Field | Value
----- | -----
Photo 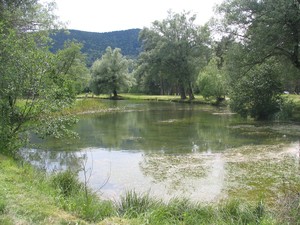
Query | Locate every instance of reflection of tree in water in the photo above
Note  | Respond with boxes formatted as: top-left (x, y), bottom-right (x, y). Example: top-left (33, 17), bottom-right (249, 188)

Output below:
top-left (139, 153), bottom-right (209, 191)
top-left (20, 149), bottom-right (83, 172)
top-left (30, 102), bottom-right (249, 154)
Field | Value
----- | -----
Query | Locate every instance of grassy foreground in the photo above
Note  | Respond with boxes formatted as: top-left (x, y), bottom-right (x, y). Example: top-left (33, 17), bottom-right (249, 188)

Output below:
top-left (2, 155), bottom-right (300, 224)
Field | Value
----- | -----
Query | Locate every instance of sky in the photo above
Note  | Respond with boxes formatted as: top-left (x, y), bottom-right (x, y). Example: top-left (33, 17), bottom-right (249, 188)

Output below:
top-left (43, 0), bottom-right (223, 33)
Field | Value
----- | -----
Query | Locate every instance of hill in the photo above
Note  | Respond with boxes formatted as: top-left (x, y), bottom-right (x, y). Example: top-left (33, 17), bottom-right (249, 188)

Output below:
top-left (50, 29), bottom-right (141, 66)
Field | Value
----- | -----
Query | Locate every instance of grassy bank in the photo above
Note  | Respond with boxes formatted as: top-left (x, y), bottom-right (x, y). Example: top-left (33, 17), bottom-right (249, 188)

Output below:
top-left (74, 93), bottom-right (300, 121)
top-left (1, 155), bottom-right (300, 224)
top-left (77, 93), bottom-right (218, 104)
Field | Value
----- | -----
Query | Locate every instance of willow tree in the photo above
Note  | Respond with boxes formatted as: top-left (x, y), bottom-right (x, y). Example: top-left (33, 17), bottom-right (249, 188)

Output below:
top-left (138, 11), bottom-right (211, 100)
top-left (90, 47), bottom-right (135, 98)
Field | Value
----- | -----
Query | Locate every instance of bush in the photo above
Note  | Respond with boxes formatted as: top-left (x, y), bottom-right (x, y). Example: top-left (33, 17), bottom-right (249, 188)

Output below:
top-left (273, 97), bottom-right (295, 120)
top-left (197, 57), bottom-right (228, 102)
top-left (229, 63), bottom-right (283, 120)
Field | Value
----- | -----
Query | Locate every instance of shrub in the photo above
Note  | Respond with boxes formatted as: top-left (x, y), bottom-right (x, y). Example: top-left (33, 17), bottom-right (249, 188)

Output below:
top-left (229, 63), bottom-right (283, 120)
top-left (273, 97), bottom-right (295, 120)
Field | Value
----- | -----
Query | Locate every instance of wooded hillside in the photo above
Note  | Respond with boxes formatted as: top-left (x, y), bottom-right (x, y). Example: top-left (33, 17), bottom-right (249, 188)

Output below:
top-left (50, 29), bottom-right (141, 66)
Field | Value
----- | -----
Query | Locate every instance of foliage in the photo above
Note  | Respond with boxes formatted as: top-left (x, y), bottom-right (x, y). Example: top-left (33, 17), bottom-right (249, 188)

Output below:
top-left (0, 0), bottom-right (60, 33)
top-left (137, 11), bottom-right (211, 99)
top-left (50, 29), bottom-right (141, 66)
top-left (214, 0), bottom-right (300, 120)
top-left (54, 41), bottom-right (90, 95)
top-left (229, 61), bottom-right (283, 120)
top-left (197, 57), bottom-right (228, 101)
top-left (90, 47), bottom-right (135, 98)
top-left (0, 28), bottom-right (78, 155)
top-left (0, 1), bottom-right (89, 156)
top-left (217, 0), bottom-right (300, 71)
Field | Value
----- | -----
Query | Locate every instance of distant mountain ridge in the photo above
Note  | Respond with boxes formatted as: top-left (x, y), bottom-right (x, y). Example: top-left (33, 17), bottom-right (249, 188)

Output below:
top-left (50, 29), bottom-right (141, 66)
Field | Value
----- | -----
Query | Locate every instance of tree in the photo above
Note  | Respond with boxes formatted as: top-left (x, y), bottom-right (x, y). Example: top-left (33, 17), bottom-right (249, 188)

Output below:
top-left (217, 0), bottom-right (300, 71)
top-left (138, 11), bottom-right (211, 100)
top-left (55, 41), bottom-right (90, 94)
top-left (0, 1), bottom-right (83, 156)
top-left (229, 60), bottom-right (283, 120)
top-left (197, 57), bottom-right (228, 102)
top-left (215, 0), bottom-right (300, 119)
top-left (90, 47), bottom-right (134, 98)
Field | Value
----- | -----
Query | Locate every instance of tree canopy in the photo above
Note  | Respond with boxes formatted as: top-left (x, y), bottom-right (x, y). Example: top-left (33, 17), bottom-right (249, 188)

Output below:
top-left (217, 0), bottom-right (300, 70)
top-left (213, 0), bottom-right (300, 119)
top-left (0, 0), bottom-right (88, 155)
top-left (90, 47), bottom-right (135, 98)
top-left (137, 11), bottom-right (211, 100)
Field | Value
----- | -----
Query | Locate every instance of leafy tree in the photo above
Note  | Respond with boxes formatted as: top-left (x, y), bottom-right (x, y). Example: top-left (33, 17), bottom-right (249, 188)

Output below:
top-left (90, 47), bottom-right (135, 98)
top-left (138, 11), bottom-right (211, 100)
top-left (55, 41), bottom-right (90, 94)
top-left (197, 57), bottom-right (228, 102)
top-left (0, 1), bottom-right (83, 156)
top-left (217, 0), bottom-right (300, 71)
top-left (229, 61), bottom-right (283, 120)
top-left (0, 0), bottom-right (59, 32)
top-left (215, 0), bottom-right (300, 119)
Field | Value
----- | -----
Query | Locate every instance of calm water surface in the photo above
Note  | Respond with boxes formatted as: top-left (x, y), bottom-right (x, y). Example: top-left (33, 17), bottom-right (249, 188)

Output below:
top-left (23, 100), bottom-right (300, 202)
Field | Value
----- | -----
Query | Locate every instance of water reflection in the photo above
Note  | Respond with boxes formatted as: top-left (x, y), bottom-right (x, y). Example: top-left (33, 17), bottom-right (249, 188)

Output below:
top-left (21, 148), bottom-right (82, 172)
top-left (24, 100), bottom-right (300, 202)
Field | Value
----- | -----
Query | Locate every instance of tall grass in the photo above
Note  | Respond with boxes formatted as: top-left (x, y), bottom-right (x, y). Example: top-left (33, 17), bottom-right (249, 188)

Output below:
top-left (115, 191), bottom-right (274, 225)
top-left (1, 155), bottom-right (300, 224)
top-left (50, 170), bottom-right (116, 222)
top-left (0, 198), bottom-right (6, 215)
top-left (117, 190), bottom-right (158, 218)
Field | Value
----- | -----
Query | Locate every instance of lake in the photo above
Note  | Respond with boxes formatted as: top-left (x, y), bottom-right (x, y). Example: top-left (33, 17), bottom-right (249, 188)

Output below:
top-left (23, 100), bottom-right (300, 203)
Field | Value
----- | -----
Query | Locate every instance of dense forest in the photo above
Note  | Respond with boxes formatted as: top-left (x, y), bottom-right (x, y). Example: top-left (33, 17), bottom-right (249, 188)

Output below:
top-left (50, 29), bottom-right (141, 66)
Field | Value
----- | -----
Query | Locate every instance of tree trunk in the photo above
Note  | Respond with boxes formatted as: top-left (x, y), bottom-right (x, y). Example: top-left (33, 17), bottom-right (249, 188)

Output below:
top-left (113, 90), bottom-right (118, 98)
top-left (160, 77), bottom-right (164, 95)
top-left (188, 82), bottom-right (195, 100)
top-left (179, 84), bottom-right (186, 100)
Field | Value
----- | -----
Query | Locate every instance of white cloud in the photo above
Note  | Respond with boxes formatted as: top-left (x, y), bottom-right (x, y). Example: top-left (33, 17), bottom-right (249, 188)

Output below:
top-left (44, 0), bottom-right (223, 32)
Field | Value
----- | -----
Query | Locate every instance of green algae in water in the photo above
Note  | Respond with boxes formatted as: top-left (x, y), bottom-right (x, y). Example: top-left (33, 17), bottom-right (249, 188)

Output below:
top-left (25, 101), bottom-right (300, 203)
top-left (224, 144), bottom-right (300, 204)
top-left (140, 154), bottom-right (208, 187)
